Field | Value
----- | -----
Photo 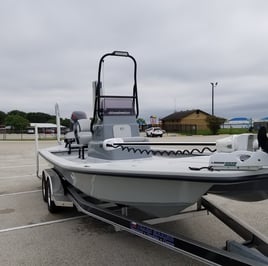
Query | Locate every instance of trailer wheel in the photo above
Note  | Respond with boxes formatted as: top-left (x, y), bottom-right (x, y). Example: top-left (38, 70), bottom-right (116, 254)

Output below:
top-left (47, 180), bottom-right (59, 213)
top-left (42, 172), bottom-right (48, 202)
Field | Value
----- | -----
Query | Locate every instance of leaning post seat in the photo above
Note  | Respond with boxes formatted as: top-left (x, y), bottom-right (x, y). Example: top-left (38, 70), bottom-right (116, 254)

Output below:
top-left (65, 111), bottom-right (88, 151)
top-left (76, 119), bottom-right (92, 159)
top-left (77, 119), bottom-right (92, 145)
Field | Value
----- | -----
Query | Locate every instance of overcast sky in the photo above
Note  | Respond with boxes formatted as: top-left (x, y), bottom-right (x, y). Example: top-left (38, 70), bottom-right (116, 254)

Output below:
top-left (1, 0), bottom-right (268, 122)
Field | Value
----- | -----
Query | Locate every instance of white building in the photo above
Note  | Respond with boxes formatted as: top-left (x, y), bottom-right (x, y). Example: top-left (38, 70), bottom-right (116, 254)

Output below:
top-left (223, 117), bottom-right (252, 129)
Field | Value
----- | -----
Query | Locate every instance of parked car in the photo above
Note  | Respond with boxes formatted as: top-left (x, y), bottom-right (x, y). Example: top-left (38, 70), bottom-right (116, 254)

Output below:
top-left (26, 128), bottom-right (35, 134)
top-left (145, 127), bottom-right (165, 137)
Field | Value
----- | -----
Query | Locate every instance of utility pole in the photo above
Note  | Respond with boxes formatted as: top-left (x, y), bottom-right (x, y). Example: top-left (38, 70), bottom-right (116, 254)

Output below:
top-left (211, 82), bottom-right (218, 116)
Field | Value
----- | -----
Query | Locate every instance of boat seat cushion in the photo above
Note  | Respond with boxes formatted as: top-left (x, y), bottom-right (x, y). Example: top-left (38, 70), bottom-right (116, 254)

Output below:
top-left (78, 119), bottom-right (90, 132)
top-left (77, 119), bottom-right (92, 145)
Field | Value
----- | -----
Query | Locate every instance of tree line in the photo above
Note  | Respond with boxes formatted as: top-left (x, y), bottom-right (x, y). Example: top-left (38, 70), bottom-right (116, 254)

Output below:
top-left (0, 110), bottom-right (70, 131)
top-left (0, 110), bottom-right (224, 135)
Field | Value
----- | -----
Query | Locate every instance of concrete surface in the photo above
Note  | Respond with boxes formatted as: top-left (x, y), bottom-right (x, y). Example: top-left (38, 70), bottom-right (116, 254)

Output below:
top-left (0, 137), bottom-right (267, 265)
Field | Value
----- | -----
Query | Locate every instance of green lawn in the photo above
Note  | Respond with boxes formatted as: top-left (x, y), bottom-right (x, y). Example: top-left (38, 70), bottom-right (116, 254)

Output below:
top-left (195, 128), bottom-right (253, 135)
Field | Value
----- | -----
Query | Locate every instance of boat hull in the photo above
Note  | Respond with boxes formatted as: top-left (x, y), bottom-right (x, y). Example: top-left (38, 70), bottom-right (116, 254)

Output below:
top-left (39, 145), bottom-right (268, 217)
top-left (58, 168), bottom-right (212, 217)
top-left (209, 178), bottom-right (268, 201)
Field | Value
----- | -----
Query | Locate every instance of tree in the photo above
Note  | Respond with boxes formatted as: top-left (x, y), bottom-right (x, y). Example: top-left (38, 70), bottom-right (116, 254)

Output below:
top-left (3, 109), bottom-right (71, 129)
top-left (26, 112), bottom-right (52, 123)
top-left (47, 116), bottom-right (70, 128)
top-left (206, 115), bottom-right (225, 135)
top-left (0, 111), bottom-right (6, 125)
top-left (8, 110), bottom-right (27, 118)
top-left (61, 118), bottom-right (71, 128)
top-left (137, 117), bottom-right (146, 131)
top-left (137, 117), bottom-right (146, 126)
top-left (5, 114), bottom-right (29, 131)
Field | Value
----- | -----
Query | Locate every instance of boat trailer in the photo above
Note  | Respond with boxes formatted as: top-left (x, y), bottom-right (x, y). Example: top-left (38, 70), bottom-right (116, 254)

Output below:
top-left (40, 168), bottom-right (268, 266)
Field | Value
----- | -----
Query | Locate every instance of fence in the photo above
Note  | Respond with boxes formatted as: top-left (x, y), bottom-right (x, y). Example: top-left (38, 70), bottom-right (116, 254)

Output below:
top-left (0, 128), bottom-right (66, 140)
top-left (0, 132), bottom-right (61, 141)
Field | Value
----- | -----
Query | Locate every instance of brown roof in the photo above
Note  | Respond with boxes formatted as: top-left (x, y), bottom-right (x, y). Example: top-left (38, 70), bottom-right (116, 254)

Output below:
top-left (161, 109), bottom-right (210, 121)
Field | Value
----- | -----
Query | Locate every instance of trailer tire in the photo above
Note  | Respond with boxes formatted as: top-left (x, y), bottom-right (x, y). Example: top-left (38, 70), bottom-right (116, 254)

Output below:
top-left (42, 172), bottom-right (48, 202)
top-left (47, 179), bottom-right (59, 213)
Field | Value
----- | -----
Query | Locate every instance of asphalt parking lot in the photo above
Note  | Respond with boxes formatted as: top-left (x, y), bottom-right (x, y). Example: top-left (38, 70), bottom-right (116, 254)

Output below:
top-left (0, 137), bottom-right (268, 265)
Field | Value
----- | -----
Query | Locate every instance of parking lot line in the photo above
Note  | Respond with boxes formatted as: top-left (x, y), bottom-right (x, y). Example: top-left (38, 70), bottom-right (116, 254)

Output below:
top-left (0, 190), bottom-right (41, 197)
top-left (0, 215), bottom-right (87, 234)
top-left (0, 164), bottom-right (37, 169)
top-left (0, 174), bottom-right (35, 180)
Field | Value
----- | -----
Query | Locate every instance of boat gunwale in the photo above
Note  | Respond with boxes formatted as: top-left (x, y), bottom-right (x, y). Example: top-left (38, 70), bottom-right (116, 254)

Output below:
top-left (38, 148), bottom-right (268, 184)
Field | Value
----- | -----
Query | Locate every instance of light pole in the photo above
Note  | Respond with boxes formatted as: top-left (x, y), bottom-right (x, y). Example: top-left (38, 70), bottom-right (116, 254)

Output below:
top-left (211, 82), bottom-right (218, 116)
